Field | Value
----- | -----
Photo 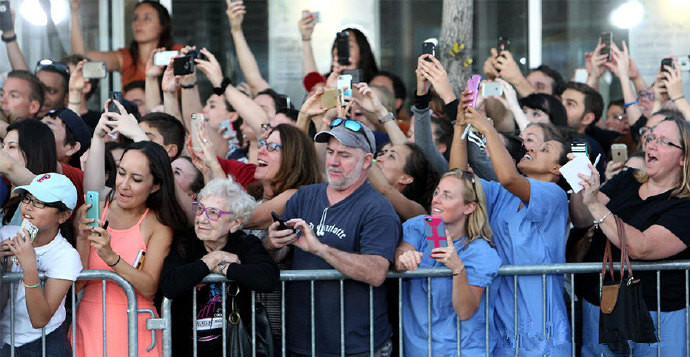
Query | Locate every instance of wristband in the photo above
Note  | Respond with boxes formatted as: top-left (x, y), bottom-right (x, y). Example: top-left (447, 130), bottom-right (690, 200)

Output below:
top-left (1, 34), bottom-right (17, 43)
top-left (181, 82), bottom-right (196, 89)
top-left (68, 100), bottom-right (81, 105)
top-left (107, 255), bottom-right (121, 267)
top-left (593, 210), bottom-right (612, 230)
top-left (22, 280), bottom-right (41, 288)
top-left (213, 77), bottom-right (232, 96)
top-left (672, 96), bottom-right (685, 102)
top-left (624, 100), bottom-right (639, 108)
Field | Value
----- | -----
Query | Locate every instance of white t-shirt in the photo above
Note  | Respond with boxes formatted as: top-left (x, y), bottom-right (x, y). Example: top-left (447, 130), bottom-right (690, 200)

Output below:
top-left (0, 226), bottom-right (82, 346)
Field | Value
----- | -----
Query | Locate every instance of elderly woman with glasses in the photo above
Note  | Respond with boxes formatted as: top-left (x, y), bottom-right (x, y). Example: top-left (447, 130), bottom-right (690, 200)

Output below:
top-left (160, 177), bottom-right (279, 356)
top-left (394, 169), bottom-right (501, 356)
top-left (572, 114), bottom-right (690, 355)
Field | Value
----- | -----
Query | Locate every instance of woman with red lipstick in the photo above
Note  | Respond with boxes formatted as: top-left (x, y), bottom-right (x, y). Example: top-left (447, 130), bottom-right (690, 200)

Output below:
top-left (572, 114), bottom-right (690, 355)
top-left (72, 101), bottom-right (187, 356)
top-left (69, 0), bottom-right (182, 87)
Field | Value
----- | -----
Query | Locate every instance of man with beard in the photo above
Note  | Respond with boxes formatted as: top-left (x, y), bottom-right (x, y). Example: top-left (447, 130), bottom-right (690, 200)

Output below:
top-left (266, 119), bottom-right (400, 356)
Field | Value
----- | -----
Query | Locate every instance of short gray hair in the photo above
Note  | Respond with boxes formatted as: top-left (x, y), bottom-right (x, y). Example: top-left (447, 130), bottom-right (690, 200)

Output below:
top-left (197, 177), bottom-right (257, 227)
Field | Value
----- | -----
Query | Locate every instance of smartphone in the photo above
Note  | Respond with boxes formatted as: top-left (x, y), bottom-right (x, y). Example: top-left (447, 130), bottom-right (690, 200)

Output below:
top-left (424, 216), bottom-right (448, 251)
top-left (574, 68), bottom-right (589, 83)
top-left (311, 11), bottom-right (321, 23)
top-left (108, 91), bottom-right (123, 114)
top-left (497, 36), bottom-right (511, 53)
top-left (336, 30), bottom-right (350, 65)
top-left (133, 250), bottom-right (146, 270)
top-left (83, 61), bottom-right (107, 79)
top-left (482, 81), bottom-right (503, 97)
top-left (153, 50), bottom-right (179, 66)
top-left (20, 219), bottom-right (38, 243)
top-left (465, 74), bottom-right (482, 108)
top-left (219, 120), bottom-right (239, 146)
top-left (611, 144), bottom-right (628, 164)
top-left (337, 74), bottom-right (353, 98)
top-left (571, 141), bottom-right (589, 159)
top-left (600, 32), bottom-right (612, 62)
top-left (321, 88), bottom-right (338, 109)
top-left (173, 55), bottom-right (195, 76)
top-left (86, 191), bottom-right (100, 227)
top-left (660, 58), bottom-right (674, 74)
top-left (271, 212), bottom-right (296, 233)
top-left (342, 69), bottom-right (362, 84)
top-left (422, 41), bottom-right (436, 61)
top-left (0, 1), bottom-right (12, 31)
top-left (190, 113), bottom-right (205, 152)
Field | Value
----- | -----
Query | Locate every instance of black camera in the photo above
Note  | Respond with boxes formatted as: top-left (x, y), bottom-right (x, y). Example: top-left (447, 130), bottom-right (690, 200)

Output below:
top-left (173, 50), bottom-right (204, 76)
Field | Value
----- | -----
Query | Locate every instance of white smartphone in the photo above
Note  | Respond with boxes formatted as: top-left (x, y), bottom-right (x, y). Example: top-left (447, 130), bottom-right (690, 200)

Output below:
top-left (190, 113), bottom-right (205, 152)
top-left (153, 50), bottom-right (180, 66)
top-left (336, 74), bottom-right (353, 105)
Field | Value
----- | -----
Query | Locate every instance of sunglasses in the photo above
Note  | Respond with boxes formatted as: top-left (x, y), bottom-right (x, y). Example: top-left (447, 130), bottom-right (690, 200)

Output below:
top-left (450, 168), bottom-right (478, 200)
top-left (35, 59), bottom-right (70, 77)
top-left (329, 118), bottom-right (374, 153)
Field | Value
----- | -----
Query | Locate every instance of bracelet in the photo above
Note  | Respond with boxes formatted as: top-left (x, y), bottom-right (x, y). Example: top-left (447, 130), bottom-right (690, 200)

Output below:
top-left (593, 210), bottom-right (612, 230)
top-left (302, 38), bottom-right (311, 41)
top-left (672, 95), bottom-right (685, 102)
top-left (181, 82), bottom-right (196, 89)
top-left (452, 267), bottom-right (466, 276)
top-left (107, 255), bottom-right (121, 267)
top-left (68, 100), bottom-right (81, 105)
top-left (624, 100), bottom-right (639, 108)
top-left (22, 280), bottom-right (41, 288)
top-left (1, 34), bottom-right (17, 43)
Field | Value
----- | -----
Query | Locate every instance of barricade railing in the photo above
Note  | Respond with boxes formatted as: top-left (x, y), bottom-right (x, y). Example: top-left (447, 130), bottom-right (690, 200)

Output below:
top-left (156, 261), bottom-right (690, 357)
top-left (0, 269), bottom-right (139, 357)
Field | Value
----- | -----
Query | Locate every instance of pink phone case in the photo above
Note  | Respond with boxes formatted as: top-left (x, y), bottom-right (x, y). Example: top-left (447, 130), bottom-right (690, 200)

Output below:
top-left (424, 216), bottom-right (448, 251)
top-left (466, 74), bottom-right (482, 108)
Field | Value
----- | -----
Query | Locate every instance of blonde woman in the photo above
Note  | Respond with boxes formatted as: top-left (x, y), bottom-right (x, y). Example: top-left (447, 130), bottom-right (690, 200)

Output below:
top-left (395, 170), bottom-right (501, 356)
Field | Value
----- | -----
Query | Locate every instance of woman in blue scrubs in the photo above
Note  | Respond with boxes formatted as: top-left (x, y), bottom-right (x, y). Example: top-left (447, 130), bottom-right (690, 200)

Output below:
top-left (395, 169), bottom-right (501, 356)
top-left (450, 99), bottom-right (573, 356)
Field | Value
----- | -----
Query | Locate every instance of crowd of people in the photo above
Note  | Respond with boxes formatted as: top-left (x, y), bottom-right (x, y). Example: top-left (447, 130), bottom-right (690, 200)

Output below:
top-left (1, 0), bottom-right (689, 356)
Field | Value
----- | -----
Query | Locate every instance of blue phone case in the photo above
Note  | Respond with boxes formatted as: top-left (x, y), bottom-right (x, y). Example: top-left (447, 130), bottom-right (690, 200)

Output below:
top-left (86, 191), bottom-right (100, 227)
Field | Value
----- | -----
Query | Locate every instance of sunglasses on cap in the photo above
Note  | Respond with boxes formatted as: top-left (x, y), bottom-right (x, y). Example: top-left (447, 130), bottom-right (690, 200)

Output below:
top-left (329, 118), bottom-right (374, 153)
top-left (35, 59), bottom-right (70, 77)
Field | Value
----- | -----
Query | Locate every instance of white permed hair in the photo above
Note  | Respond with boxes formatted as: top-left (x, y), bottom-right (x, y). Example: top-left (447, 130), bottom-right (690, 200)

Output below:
top-left (197, 177), bottom-right (257, 227)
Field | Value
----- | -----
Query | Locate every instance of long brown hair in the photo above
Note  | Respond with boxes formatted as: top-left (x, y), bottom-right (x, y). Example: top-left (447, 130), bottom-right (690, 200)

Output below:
top-left (267, 124), bottom-right (322, 198)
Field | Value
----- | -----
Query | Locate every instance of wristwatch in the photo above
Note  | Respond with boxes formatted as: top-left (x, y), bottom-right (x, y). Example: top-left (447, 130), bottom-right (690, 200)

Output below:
top-left (213, 77), bottom-right (232, 96)
top-left (377, 112), bottom-right (395, 124)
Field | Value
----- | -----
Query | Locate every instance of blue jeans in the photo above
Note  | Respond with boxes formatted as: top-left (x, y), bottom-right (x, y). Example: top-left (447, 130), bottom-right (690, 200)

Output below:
top-left (0, 323), bottom-right (72, 357)
top-left (581, 299), bottom-right (687, 356)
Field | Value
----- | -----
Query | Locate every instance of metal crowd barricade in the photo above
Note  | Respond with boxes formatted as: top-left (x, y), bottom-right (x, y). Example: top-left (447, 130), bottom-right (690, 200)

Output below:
top-left (159, 261), bottom-right (690, 357)
top-left (0, 269), bottom-right (139, 357)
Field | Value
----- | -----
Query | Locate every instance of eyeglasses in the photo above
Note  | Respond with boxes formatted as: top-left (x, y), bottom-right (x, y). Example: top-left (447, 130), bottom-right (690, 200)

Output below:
top-left (192, 202), bottom-right (233, 221)
top-left (35, 59), bottom-right (70, 77)
top-left (329, 118), bottom-right (374, 153)
top-left (643, 133), bottom-right (683, 150)
top-left (260, 123), bottom-right (273, 132)
top-left (21, 195), bottom-right (60, 209)
top-left (638, 90), bottom-right (655, 102)
top-left (257, 139), bottom-right (282, 152)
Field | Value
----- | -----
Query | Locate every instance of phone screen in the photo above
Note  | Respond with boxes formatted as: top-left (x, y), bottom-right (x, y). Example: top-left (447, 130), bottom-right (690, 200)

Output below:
top-left (108, 91), bottom-right (123, 114)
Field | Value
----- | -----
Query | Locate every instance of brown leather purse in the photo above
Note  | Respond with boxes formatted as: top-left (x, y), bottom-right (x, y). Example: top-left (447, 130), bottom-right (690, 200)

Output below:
top-left (600, 216), bottom-right (633, 314)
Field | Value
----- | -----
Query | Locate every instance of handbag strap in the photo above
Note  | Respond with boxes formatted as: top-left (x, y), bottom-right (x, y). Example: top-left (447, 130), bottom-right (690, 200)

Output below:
top-left (615, 216), bottom-right (633, 278)
top-left (601, 237), bottom-right (615, 281)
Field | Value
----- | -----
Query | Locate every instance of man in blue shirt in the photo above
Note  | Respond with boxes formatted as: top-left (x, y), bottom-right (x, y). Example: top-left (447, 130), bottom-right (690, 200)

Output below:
top-left (266, 120), bottom-right (401, 356)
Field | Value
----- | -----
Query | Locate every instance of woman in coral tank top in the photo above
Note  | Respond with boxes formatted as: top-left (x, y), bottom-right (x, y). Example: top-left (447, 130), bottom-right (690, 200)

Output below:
top-left (71, 102), bottom-right (187, 356)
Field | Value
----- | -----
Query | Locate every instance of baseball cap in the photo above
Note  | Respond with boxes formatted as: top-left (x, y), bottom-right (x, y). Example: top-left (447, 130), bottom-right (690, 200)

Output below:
top-left (14, 173), bottom-right (78, 210)
top-left (45, 108), bottom-right (92, 156)
top-left (303, 71), bottom-right (327, 92)
top-left (314, 118), bottom-right (376, 154)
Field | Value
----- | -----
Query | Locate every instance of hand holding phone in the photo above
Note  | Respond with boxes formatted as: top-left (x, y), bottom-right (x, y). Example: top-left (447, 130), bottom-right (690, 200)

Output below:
top-left (271, 212), bottom-right (296, 233)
